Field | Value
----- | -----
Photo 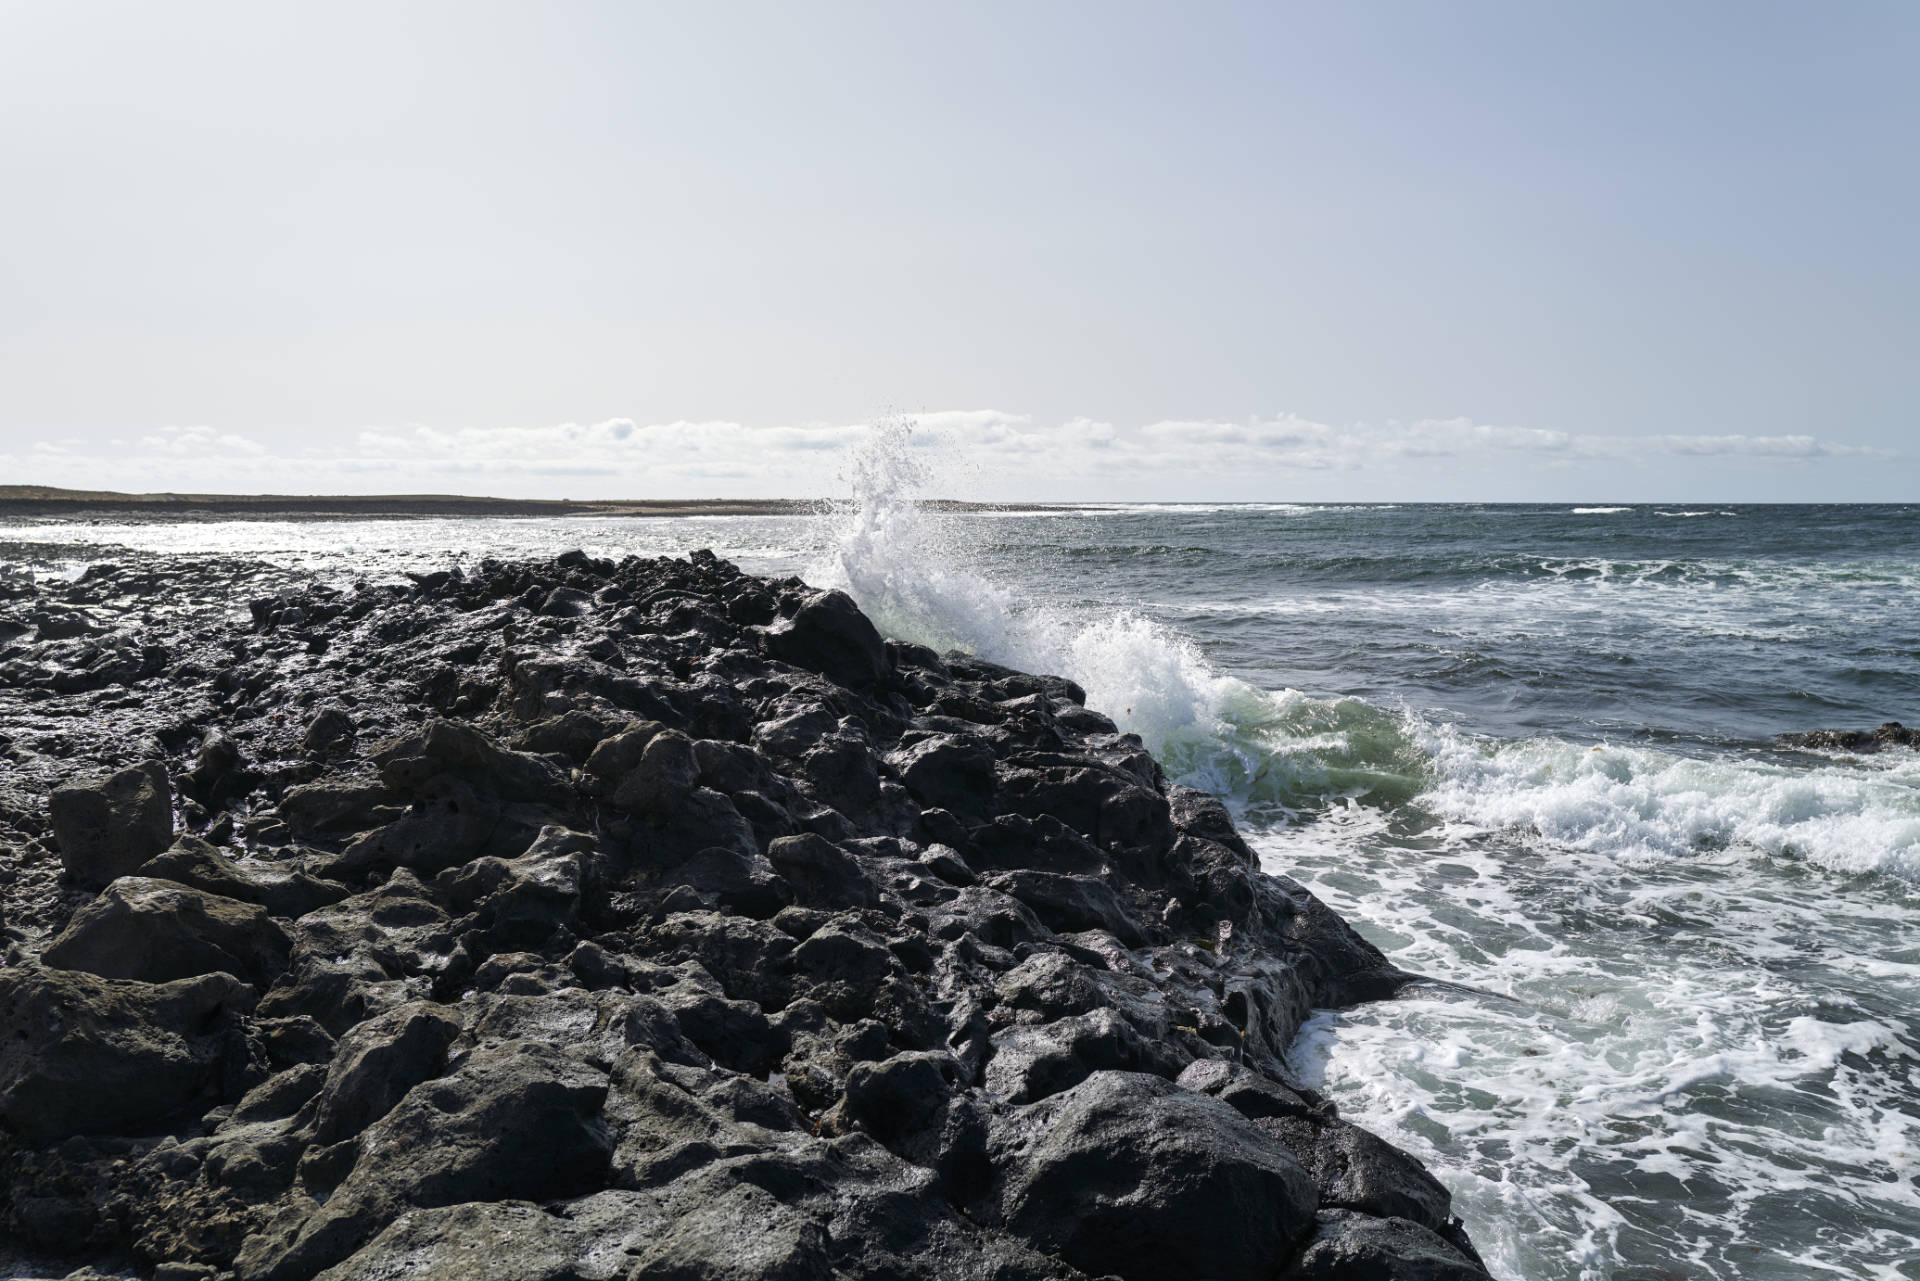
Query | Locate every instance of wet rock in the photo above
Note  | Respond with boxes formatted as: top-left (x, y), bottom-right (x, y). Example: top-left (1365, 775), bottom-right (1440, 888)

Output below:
top-left (763, 589), bottom-right (890, 687)
top-left (991, 1071), bottom-right (1319, 1281)
top-left (0, 550), bottom-right (1479, 1277)
top-left (1280, 1210), bottom-right (1492, 1280)
top-left (303, 705), bottom-right (358, 756)
top-left (1255, 1112), bottom-right (1469, 1247)
top-left (988, 869), bottom-right (1147, 946)
top-left (1779, 720), bottom-right (1920, 753)
top-left (49, 761), bottom-right (173, 885)
top-left (43, 875), bottom-right (292, 987)
top-left (137, 835), bottom-right (350, 917)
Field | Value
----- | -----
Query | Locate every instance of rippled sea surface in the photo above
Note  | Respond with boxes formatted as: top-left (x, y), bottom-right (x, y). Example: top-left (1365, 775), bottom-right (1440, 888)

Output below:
top-left (6, 500), bottom-right (1917, 1280)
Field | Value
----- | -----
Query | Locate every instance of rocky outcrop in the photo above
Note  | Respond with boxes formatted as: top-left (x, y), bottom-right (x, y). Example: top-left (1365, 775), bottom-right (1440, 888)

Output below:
top-left (0, 550), bottom-right (1486, 1279)
top-left (1779, 720), bottom-right (1920, 752)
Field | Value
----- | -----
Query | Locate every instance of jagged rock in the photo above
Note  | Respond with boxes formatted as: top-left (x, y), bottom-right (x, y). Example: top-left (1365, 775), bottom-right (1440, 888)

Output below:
top-left (763, 589), bottom-right (890, 686)
top-left (313, 1201), bottom-right (582, 1281)
top-left (43, 875), bottom-right (292, 987)
top-left (278, 780), bottom-right (391, 840)
top-left (766, 833), bottom-right (879, 910)
top-left (888, 732), bottom-right (998, 816)
top-left (1280, 1210), bottom-right (1491, 1280)
top-left (611, 729), bottom-right (701, 817)
top-left (1255, 1112), bottom-right (1470, 1248)
top-left (49, 761), bottom-right (174, 885)
top-left (310, 1002), bottom-right (462, 1144)
top-left (303, 705), bottom-right (358, 756)
top-left (0, 967), bottom-right (255, 1140)
top-left (991, 1071), bottom-right (1319, 1281)
top-left (236, 1040), bottom-right (612, 1281)
top-left (0, 550), bottom-right (1479, 1279)
top-left (137, 835), bottom-right (350, 917)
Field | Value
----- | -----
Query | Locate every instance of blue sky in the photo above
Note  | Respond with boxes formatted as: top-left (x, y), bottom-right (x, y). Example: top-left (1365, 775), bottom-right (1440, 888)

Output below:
top-left (1, 1), bottom-right (1913, 501)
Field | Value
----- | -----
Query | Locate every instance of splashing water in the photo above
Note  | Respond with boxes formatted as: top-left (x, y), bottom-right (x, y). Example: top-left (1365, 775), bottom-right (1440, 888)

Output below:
top-left (804, 428), bottom-right (1920, 1279)
top-left (13, 450), bottom-right (1918, 1277)
top-left (808, 423), bottom-right (1257, 766)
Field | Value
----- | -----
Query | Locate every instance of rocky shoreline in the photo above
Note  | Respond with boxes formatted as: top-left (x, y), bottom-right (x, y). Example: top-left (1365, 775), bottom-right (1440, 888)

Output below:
top-left (0, 551), bottom-right (1490, 1280)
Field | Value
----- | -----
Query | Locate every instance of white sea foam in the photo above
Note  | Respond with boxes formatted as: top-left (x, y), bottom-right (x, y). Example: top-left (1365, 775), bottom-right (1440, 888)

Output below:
top-left (806, 427), bottom-right (1920, 1278)
top-left (1270, 809), bottom-right (1920, 1281)
top-left (1570, 506), bottom-right (1633, 514)
top-left (807, 424), bottom-right (1255, 763)
top-left (1412, 723), bottom-right (1920, 880)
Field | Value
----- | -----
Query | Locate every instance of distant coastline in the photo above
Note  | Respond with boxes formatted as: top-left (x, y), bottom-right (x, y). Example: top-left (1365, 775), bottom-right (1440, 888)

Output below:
top-left (0, 485), bottom-right (1067, 523)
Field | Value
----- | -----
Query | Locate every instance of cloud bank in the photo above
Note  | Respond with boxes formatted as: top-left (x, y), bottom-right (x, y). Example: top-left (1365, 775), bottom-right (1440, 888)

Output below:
top-left (1, 412), bottom-right (1898, 503)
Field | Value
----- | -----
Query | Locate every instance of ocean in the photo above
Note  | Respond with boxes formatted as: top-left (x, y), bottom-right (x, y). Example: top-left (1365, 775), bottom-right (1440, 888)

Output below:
top-left (4, 484), bottom-right (1917, 1279)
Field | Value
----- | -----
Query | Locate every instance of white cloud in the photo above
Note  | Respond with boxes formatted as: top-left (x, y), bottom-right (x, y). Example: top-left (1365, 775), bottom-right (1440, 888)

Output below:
top-left (137, 426), bottom-right (268, 456)
top-left (0, 410), bottom-right (1896, 500)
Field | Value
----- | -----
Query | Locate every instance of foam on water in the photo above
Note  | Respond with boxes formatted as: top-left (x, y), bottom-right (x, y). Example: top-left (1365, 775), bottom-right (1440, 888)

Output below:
top-left (11, 438), bottom-right (1918, 1277)
top-left (804, 429), bottom-right (1920, 1278)
top-left (1413, 724), bottom-right (1920, 881)
top-left (1271, 812), bottom-right (1920, 1281)
top-left (808, 425), bottom-right (1252, 762)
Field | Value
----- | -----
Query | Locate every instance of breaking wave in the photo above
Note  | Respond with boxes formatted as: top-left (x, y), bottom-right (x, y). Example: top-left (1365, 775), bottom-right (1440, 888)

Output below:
top-left (810, 425), bottom-right (1920, 886)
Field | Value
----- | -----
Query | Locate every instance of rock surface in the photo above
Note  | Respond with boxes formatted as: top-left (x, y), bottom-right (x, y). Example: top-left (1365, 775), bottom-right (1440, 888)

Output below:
top-left (0, 550), bottom-right (1485, 1279)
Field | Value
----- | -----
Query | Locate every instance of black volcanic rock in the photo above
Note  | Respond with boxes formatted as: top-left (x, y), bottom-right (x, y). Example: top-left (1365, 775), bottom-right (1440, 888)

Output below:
top-left (0, 549), bottom-right (1477, 1280)
top-left (1779, 720), bottom-right (1920, 753)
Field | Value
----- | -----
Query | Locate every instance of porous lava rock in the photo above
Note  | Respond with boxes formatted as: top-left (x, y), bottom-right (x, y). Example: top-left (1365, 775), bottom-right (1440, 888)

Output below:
top-left (0, 548), bottom-right (1485, 1279)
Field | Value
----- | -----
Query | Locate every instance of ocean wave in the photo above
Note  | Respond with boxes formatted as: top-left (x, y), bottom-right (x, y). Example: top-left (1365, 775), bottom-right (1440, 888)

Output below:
top-left (1570, 506), bottom-right (1633, 514)
top-left (811, 428), bottom-right (1920, 886)
top-left (1411, 724), bottom-right (1920, 879)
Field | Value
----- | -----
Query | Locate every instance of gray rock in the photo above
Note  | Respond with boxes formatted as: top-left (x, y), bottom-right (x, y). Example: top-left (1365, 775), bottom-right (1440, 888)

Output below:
top-left (310, 1002), bottom-right (462, 1145)
top-left (992, 1070), bottom-right (1319, 1281)
top-left (888, 733), bottom-right (998, 817)
top-left (766, 833), bottom-right (877, 910)
top-left (0, 967), bottom-right (254, 1140)
top-left (314, 1201), bottom-right (582, 1281)
top-left (612, 729), bottom-right (701, 817)
top-left (49, 761), bottom-right (173, 885)
top-left (236, 1039), bottom-right (612, 1281)
top-left (1281, 1210), bottom-right (1492, 1280)
top-left (43, 875), bottom-right (292, 987)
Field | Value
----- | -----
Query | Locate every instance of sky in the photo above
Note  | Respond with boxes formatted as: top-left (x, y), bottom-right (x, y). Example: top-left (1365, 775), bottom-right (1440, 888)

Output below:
top-left (1, 1), bottom-right (1915, 502)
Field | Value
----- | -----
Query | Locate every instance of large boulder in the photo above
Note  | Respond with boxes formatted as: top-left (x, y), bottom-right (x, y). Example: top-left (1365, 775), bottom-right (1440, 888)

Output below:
top-left (310, 1002), bottom-right (463, 1144)
top-left (992, 1071), bottom-right (1319, 1281)
top-left (314, 1201), bottom-right (582, 1281)
top-left (0, 967), bottom-right (255, 1140)
top-left (764, 590), bottom-right (890, 687)
top-left (42, 876), bottom-right (292, 988)
top-left (49, 761), bottom-right (174, 885)
top-left (236, 1040), bottom-right (612, 1281)
top-left (1280, 1210), bottom-right (1491, 1280)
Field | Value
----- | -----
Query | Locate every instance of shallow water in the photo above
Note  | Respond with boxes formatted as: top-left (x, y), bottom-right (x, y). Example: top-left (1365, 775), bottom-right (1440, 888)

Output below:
top-left (6, 491), bottom-right (1918, 1279)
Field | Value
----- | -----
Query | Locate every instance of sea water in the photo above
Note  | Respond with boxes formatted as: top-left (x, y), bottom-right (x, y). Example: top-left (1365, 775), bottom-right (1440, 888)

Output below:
top-left (4, 478), bottom-right (1917, 1279)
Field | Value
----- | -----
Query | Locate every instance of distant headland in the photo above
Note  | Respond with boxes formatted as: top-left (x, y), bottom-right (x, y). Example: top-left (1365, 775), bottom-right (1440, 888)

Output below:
top-left (0, 486), bottom-right (1066, 522)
